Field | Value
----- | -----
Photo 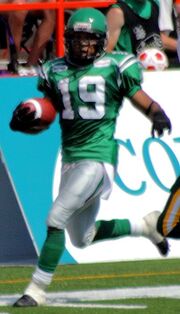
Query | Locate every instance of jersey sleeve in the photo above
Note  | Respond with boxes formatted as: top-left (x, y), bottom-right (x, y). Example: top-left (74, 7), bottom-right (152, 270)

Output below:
top-left (118, 54), bottom-right (143, 98)
top-left (37, 61), bottom-right (60, 112)
top-left (37, 61), bottom-right (52, 96)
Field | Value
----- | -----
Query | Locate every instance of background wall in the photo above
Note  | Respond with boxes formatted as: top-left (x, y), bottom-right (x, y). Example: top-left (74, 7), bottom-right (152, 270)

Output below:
top-left (0, 71), bottom-right (179, 264)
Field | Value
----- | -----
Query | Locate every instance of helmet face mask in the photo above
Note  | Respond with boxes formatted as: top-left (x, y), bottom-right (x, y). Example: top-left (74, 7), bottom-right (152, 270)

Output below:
top-left (64, 8), bottom-right (107, 66)
top-left (65, 31), bottom-right (106, 66)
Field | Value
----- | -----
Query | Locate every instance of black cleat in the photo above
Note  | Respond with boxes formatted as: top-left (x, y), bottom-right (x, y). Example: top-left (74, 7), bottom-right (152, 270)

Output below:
top-left (13, 294), bottom-right (38, 307)
top-left (156, 238), bottom-right (169, 256)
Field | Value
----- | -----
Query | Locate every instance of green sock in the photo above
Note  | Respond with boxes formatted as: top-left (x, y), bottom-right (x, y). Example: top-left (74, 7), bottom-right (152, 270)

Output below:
top-left (38, 228), bottom-right (65, 272)
top-left (93, 219), bottom-right (131, 242)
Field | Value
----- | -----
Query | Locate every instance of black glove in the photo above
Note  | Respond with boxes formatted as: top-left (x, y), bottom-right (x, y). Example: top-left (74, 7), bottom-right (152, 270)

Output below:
top-left (10, 104), bottom-right (41, 132)
top-left (151, 111), bottom-right (172, 137)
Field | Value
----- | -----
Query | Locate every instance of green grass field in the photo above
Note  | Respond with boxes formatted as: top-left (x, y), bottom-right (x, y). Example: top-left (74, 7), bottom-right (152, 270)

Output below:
top-left (0, 258), bottom-right (180, 313)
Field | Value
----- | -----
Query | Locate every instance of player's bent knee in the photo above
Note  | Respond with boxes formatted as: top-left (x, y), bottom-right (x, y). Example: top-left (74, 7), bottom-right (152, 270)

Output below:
top-left (70, 237), bottom-right (90, 248)
top-left (70, 229), bottom-right (96, 248)
top-left (71, 239), bottom-right (87, 249)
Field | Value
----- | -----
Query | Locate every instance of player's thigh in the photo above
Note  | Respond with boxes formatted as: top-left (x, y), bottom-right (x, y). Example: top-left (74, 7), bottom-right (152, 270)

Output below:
top-left (47, 160), bottom-right (104, 228)
top-left (57, 161), bottom-right (103, 209)
top-left (66, 195), bottom-right (101, 248)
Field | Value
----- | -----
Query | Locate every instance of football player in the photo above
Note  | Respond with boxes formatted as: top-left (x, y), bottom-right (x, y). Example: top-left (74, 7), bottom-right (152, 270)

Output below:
top-left (157, 176), bottom-right (180, 238)
top-left (10, 8), bottom-right (172, 307)
top-left (106, 0), bottom-right (163, 55)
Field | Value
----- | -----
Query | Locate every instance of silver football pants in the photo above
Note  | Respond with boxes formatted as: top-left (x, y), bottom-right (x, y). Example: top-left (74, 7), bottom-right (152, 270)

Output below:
top-left (47, 160), bottom-right (104, 248)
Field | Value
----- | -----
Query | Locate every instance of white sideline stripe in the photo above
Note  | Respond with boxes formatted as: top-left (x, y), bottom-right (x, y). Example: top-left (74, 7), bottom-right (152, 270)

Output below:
top-left (50, 303), bottom-right (147, 309)
top-left (0, 285), bottom-right (180, 307)
top-left (47, 285), bottom-right (180, 301)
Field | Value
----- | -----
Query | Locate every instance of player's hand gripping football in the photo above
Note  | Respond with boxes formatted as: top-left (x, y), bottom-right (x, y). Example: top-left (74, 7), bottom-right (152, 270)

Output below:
top-left (10, 103), bottom-right (42, 133)
top-left (151, 110), bottom-right (172, 137)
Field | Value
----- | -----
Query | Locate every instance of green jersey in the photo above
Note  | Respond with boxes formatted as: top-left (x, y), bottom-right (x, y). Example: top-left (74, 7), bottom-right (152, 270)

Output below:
top-left (39, 52), bottom-right (142, 166)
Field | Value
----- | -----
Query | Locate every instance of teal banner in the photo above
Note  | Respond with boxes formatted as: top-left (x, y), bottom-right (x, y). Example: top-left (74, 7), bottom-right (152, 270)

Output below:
top-left (0, 77), bottom-right (76, 264)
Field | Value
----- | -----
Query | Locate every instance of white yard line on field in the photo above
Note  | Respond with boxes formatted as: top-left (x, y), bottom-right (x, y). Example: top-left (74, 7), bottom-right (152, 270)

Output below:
top-left (0, 285), bottom-right (180, 308)
top-left (46, 285), bottom-right (180, 302)
top-left (50, 303), bottom-right (147, 309)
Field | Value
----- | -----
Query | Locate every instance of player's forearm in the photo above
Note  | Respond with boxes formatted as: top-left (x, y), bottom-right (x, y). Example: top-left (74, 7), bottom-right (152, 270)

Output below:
top-left (131, 89), bottom-right (171, 137)
top-left (131, 90), bottom-right (163, 118)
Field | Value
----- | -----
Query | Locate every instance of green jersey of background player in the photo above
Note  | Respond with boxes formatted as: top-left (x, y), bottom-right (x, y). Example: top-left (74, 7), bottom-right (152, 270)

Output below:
top-left (106, 0), bottom-right (162, 55)
top-left (11, 8), bottom-right (171, 307)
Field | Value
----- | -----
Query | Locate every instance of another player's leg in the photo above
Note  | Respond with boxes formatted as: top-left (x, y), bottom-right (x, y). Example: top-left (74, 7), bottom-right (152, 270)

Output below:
top-left (157, 176), bottom-right (180, 238)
